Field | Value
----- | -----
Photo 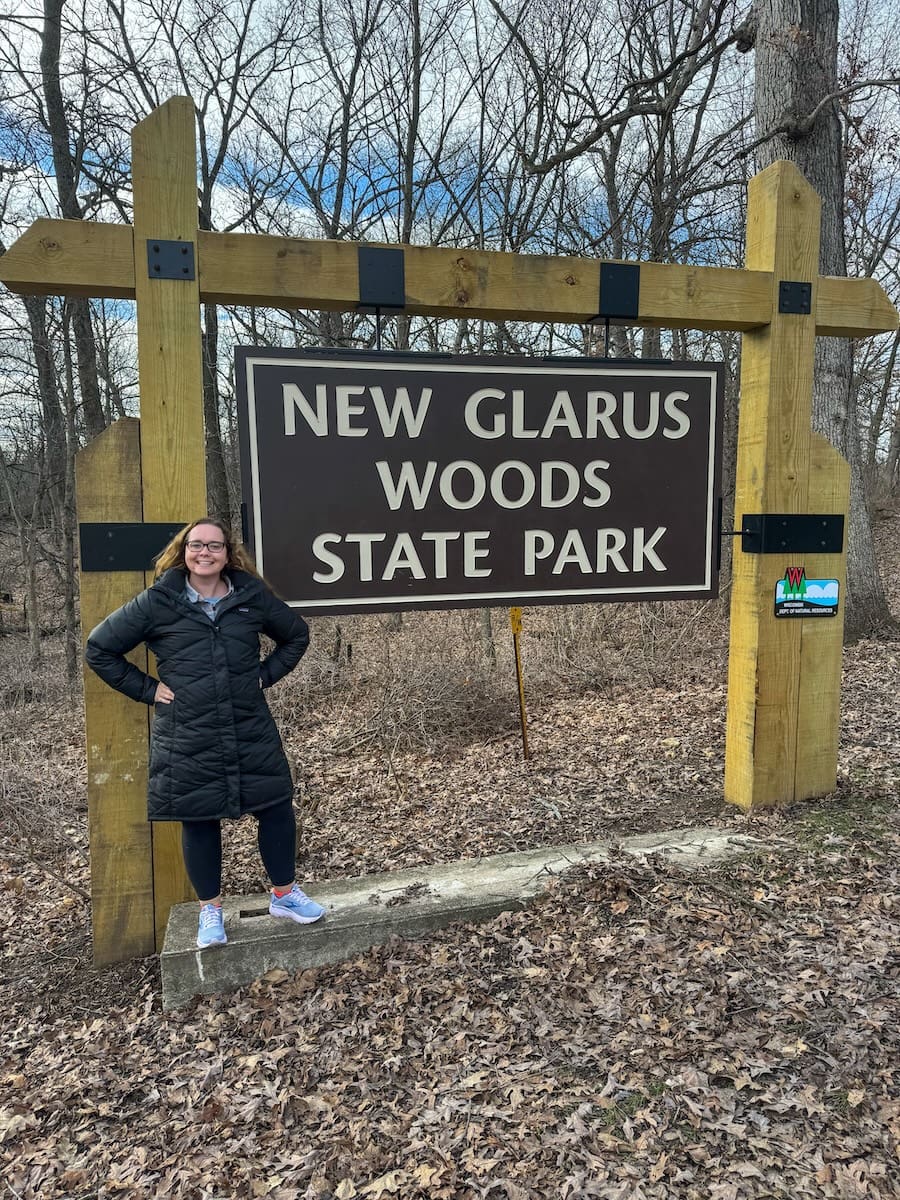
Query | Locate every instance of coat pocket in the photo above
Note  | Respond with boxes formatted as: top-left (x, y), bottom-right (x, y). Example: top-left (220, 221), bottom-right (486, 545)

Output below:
top-left (150, 700), bottom-right (175, 767)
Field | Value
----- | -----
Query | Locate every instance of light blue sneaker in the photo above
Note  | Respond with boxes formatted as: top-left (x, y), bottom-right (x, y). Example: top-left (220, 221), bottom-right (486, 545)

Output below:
top-left (269, 884), bottom-right (326, 925)
top-left (197, 903), bottom-right (227, 948)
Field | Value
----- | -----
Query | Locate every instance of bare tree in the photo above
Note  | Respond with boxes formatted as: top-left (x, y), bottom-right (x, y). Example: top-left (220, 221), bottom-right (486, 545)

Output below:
top-left (747, 0), bottom-right (898, 636)
top-left (2, 0), bottom-right (899, 663)
top-left (40, 0), bottom-right (106, 442)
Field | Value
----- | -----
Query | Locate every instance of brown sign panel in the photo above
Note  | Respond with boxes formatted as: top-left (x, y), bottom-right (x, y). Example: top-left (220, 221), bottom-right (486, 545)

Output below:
top-left (236, 350), bottom-right (723, 614)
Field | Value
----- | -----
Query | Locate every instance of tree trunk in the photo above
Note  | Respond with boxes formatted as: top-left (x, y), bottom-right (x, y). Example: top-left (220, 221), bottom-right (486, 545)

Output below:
top-left (201, 304), bottom-right (231, 517)
top-left (868, 329), bottom-right (900, 483)
top-left (60, 309), bottom-right (79, 685)
top-left (0, 450), bottom-right (43, 665)
top-left (40, 0), bottom-right (106, 441)
top-left (752, 0), bottom-right (895, 637)
top-left (22, 295), bottom-right (66, 529)
top-left (478, 607), bottom-right (495, 665)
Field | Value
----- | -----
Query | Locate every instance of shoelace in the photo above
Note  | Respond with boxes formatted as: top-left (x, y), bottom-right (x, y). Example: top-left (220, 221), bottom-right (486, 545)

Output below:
top-left (199, 906), bottom-right (222, 927)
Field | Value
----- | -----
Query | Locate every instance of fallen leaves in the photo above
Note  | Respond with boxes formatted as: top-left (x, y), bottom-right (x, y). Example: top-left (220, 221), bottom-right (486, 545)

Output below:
top-left (4, 836), bottom-right (899, 1197)
top-left (1, 514), bottom-right (899, 1197)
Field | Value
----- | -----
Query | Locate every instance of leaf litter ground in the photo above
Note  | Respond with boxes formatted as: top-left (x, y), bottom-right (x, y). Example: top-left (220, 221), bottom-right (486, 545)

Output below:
top-left (0, 512), bottom-right (898, 1198)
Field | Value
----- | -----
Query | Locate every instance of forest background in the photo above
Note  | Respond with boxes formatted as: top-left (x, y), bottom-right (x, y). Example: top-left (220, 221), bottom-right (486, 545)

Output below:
top-left (0, 0), bottom-right (899, 665)
top-left (1, 4), bottom-right (900, 1195)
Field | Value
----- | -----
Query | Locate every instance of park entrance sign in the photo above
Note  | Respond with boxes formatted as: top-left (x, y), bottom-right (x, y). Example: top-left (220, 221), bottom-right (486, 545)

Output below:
top-left (237, 350), bottom-right (723, 613)
top-left (1, 97), bottom-right (896, 966)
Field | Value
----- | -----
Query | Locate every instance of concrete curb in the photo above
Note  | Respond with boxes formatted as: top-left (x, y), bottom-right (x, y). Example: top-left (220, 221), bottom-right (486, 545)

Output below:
top-left (160, 826), bottom-right (766, 1009)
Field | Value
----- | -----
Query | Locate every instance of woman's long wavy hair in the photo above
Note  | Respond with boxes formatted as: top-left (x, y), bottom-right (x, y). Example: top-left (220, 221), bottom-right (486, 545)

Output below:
top-left (153, 517), bottom-right (261, 579)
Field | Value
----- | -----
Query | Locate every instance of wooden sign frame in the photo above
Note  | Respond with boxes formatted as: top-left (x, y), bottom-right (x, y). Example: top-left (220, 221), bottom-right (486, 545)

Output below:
top-left (1, 97), bottom-right (896, 963)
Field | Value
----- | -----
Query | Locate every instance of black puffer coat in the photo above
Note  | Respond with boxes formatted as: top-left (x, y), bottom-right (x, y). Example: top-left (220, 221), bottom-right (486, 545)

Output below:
top-left (85, 568), bottom-right (309, 822)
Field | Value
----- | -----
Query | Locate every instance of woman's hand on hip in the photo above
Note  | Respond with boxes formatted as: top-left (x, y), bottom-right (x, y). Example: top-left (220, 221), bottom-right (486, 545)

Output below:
top-left (155, 682), bottom-right (175, 704)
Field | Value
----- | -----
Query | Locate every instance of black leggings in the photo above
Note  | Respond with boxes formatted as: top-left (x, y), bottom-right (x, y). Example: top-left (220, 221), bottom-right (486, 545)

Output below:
top-left (180, 799), bottom-right (297, 901)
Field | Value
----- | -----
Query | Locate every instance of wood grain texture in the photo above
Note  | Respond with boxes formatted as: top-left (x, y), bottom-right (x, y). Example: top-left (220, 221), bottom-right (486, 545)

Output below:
top-left (2, 218), bottom-right (895, 337)
top-left (816, 275), bottom-right (899, 338)
top-left (725, 161), bottom-right (840, 810)
top-left (198, 233), bottom-right (777, 329)
top-left (76, 419), bottom-right (155, 964)
top-left (0, 218), bottom-right (135, 298)
top-left (794, 434), bottom-right (850, 798)
top-left (131, 96), bottom-right (204, 943)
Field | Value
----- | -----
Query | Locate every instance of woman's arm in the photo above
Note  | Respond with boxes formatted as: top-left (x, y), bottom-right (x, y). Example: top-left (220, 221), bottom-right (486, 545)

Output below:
top-left (85, 593), bottom-right (161, 704)
top-left (259, 590), bottom-right (310, 688)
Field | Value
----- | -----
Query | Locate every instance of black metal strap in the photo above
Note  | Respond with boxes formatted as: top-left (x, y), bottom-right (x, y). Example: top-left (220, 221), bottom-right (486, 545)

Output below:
top-left (724, 514), bottom-right (845, 555)
top-left (597, 262), bottom-right (640, 320)
top-left (79, 522), bottom-right (186, 572)
top-left (357, 246), bottom-right (406, 312)
top-left (147, 240), bottom-right (196, 280)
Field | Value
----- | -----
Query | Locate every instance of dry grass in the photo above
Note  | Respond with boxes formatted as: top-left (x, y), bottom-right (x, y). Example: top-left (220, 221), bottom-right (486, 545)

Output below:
top-left (0, 500), bottom-right (897, 888)
top-left (0, 515), bottom-right (898, 1200)
top-left (0, 638), bottom-right (85, 866)
top-left (270, 596), bottom-right (730, 758)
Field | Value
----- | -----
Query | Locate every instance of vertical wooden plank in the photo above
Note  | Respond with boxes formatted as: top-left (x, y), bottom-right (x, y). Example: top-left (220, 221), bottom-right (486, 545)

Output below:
top-left (725, 162), bottom-right (821, 810)
top-left (795, 433), bottom-right (850, 797)
top-left (76, 419), bottom-right (155, 963)
top-left (132, 96), bottom-right (207, 944)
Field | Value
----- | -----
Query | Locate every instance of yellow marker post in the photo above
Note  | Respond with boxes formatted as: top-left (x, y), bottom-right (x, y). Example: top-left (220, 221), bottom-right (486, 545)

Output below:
top-left (509, 607), bottom-right (530, 760)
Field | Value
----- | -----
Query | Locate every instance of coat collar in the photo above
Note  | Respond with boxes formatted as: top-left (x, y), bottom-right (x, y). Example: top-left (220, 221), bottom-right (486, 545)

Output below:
top-left (153, 567), bottom-right (260, 598)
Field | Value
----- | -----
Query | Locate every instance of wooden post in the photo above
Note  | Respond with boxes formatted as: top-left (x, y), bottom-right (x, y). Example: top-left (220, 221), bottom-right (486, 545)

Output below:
top-left (76, 419), bottom-right (155, 963)
top-left (509, 607), bottom-right (530, 760)
top-left (725, 161), bottom-right (847, 809)
top-left (1, 103), bottom-right (896, 960)
top-left (132, 96), bottom-right (208, 943)
top-left (795, 433), bottom-right (850, 796)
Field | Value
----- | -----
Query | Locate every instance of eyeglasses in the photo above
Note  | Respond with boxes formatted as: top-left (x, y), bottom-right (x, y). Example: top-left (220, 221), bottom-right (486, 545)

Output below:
top-left (185, 540), bottom-right (227, 553)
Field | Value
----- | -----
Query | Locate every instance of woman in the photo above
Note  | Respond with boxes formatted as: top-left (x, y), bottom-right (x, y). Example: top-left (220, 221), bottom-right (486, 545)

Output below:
top-left (85, 517), bottom-right (325, 949)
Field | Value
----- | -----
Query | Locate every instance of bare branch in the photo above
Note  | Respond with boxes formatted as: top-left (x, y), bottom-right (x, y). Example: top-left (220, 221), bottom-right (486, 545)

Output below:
top-left (739, 75), bottom-right (900, 159)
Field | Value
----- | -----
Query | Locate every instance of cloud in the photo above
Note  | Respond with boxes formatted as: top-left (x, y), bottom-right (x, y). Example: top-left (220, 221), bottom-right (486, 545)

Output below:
top-left (806, 582), bottom-right (839, 599)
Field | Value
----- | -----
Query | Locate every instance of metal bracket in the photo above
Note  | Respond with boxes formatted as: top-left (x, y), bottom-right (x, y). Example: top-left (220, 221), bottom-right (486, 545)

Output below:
top-left (594, 262), bottom-right (640, 321)
top-left (357, 245), bottom-right (406, 313)
top-left (79, 522), bottom-right (186, 572)
top-left (778, 280), bottom-right (812, 315)
top-left (147, 239), bottom-right (196, 280)
top-left (740, 514), bottom-right (844, 555)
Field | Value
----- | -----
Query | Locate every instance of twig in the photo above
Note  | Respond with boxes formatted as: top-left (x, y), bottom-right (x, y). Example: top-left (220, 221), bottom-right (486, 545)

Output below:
top-left (701, 877), bottom-right (779, 919)
top-left (382, 734), bottom-right (406, 800)
top-left (737, 76), bottom-right (900, 159)
top-left (20, 832), bottom-right (91, 902)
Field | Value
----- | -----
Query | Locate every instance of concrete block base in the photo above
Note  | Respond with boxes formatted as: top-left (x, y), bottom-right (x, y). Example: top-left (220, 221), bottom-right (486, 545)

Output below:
top-left (161, 826), bottom-right (763, 1009)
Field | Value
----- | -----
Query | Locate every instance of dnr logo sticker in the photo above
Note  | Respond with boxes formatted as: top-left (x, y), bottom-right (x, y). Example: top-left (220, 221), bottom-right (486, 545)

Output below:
top-left (774, 566), bottom-right (839, 618)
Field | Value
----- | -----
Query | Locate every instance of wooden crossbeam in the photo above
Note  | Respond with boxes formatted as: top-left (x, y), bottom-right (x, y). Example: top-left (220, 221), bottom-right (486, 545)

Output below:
top-left (4, 91), bottom-right (900, 975)
top-left (1, 217), bottom-right (895, 338)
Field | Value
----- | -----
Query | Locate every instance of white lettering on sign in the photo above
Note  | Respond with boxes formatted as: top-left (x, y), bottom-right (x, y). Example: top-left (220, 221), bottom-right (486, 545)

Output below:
top-left (375, 461), bottom-right (438, 510)
top-left (421, 531), bottom-right (460, 578)
top-left (523, 527), bottom-right (668, 575)
top-left (464, 531), bottom-right (492, 576)
top-left (375, 459), bottom-right (611, 511)
top-left (335, 385), bottom-right (367, 436)
top-left (243, 352), bottom-right (723, 611)
top-left (543, 391), bottom-right (583, 438)
top-left (370, 386), bottom-right (432, 436)
top-left (311, 530), bottom-right (493, 582)
top-left (662, 391), bottom-right (691, 438)
top-left (440, 461), bottom-right (486, 510)
top-left (462, 389), bottom-right (692, 440)
top-left (283, 384), bottom-right (432, 437)
top-left (383, 532), bottom-right (426, 579)
top-left (283, 383), bottom-right (328, 436)
top-left (345, 533), bottom-right (386, 581)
